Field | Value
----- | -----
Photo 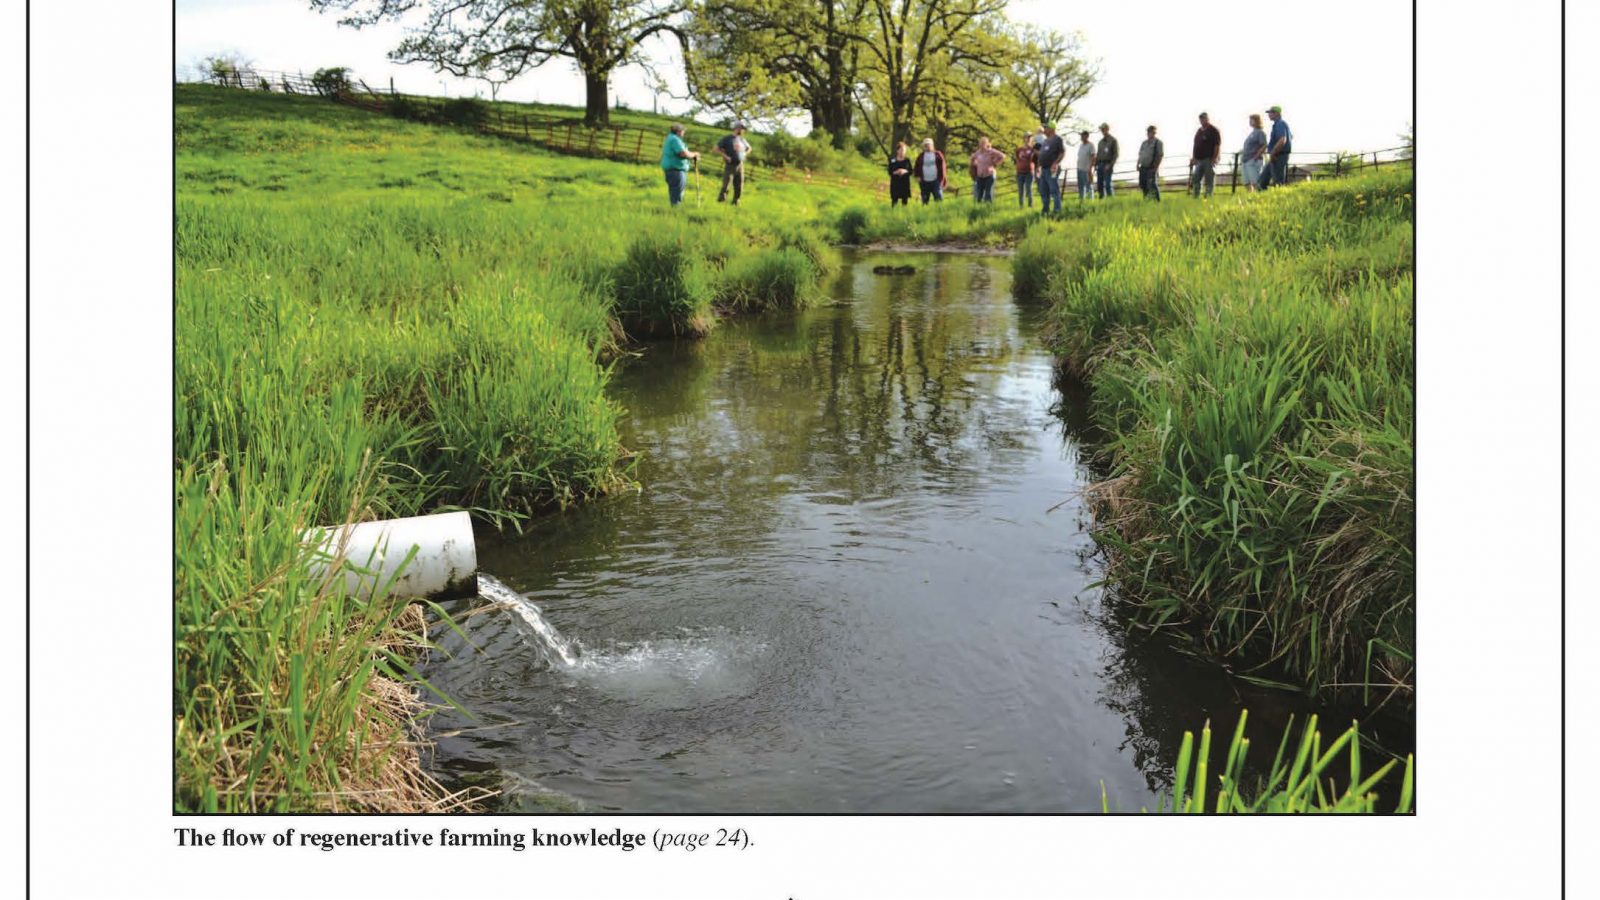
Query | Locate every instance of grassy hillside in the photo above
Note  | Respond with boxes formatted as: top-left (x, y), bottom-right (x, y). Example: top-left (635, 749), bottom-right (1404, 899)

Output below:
top-left (1012, 168), bottom-right (1414, 700)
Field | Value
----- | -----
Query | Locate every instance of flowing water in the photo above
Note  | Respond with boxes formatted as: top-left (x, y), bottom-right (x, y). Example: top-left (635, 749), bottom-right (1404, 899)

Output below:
top-left (421, 250), bottom-right (1412, 813)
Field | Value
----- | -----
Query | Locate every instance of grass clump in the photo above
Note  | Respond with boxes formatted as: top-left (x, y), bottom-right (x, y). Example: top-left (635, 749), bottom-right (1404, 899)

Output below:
top-left (1021, 169), bottom-right (1415, 699)
top-left (612, 231), bottom-right (716, 336)
top-left (715, 247), bottom-right (820, 312)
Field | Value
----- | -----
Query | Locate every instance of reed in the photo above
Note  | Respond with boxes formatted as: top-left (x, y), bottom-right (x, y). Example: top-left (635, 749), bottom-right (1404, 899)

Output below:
top-left (1106, 710), bottom-right (1415, 813)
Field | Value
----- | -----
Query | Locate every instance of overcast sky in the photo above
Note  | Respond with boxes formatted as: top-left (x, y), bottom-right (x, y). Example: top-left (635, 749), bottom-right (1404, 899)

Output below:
top-left (176, 0), bottom-right (1414, 154)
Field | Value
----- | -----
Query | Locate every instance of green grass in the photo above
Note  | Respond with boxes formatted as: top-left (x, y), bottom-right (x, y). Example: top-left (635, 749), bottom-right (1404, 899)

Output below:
top-left (1104, 710), bottom-right (1414, 813)
top-left (1015, 169), bottom-right (1414, 699)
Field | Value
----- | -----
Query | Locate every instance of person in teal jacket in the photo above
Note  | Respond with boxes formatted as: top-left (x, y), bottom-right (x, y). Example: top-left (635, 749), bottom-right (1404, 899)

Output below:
top-left (660, 124), bottom-right (701, 206)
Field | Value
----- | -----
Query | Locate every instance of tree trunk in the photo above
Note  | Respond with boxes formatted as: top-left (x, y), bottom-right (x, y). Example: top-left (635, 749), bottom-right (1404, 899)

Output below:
top-left (583, 70), bottom-right (610, 127)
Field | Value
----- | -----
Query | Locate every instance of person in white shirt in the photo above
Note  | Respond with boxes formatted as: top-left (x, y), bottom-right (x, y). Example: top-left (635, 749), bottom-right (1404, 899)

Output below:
top-left (1075, 131), bottom-right (1096, 201)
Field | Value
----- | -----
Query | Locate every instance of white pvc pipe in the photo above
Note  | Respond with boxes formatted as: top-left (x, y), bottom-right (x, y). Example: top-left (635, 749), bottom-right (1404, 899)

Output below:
top-left (306, 511), bottom-right (478, 600)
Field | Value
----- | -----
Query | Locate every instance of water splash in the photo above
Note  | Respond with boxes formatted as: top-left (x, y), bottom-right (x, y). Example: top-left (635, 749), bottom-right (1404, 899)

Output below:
top-left (478, 573), bottom-right (581, 668)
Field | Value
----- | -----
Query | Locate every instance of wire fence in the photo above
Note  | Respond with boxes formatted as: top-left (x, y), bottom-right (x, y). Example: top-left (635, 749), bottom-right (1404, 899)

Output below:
top-left (177, 65), bottom-right (1413, 200)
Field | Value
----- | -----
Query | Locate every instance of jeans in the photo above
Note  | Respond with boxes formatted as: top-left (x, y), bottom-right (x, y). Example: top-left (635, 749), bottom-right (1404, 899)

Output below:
top-left (1095, 161), bottom-right (1115, 197)
top-left (1016, 172), bottom-right (1033, 206)
top-left (1241, 158), bottom-right (1264, 189)
top-left (1138, 166), bottom-right (1160, 200)
top-left (920, 180), bottom-right (943, 203)
top-left (1190, 158), bottom-right (1215, 197)
top-left (1260, 151), bottom-right (1290, 189)
top-left (973, 174), bottom-right (995, 202)
top-left (1076, 168), bottom-right (1092, 200)
top-left (1036, 167), bottom-right (1062, 212)
top-left (717, 162), bottom-right (743, 203)
top-left (664, 168), bottom-right (686, 205)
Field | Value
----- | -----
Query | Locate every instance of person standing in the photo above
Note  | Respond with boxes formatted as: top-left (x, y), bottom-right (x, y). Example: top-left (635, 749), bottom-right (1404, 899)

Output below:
top-left (1261, 105), bottom-right (1293, 189)
top-left (1095, 123), bottom-right (1119, 198)
top-left (1189, 112), bottom-right (1221, 198)
top-left (714, 121), bottom-right (751, 205)
top-left (914, 138), bottom-right (947, 204)
top-left (1034, 122), bottom-right (1067, 214)
top-left (1137, 125), bottom-right (1164, 201)
top-left (659, 123), bottom-right (699, 206)
top-left (887, 141), bottom-right (913, 207)
top-left (969, 136), bottom-right (1006, 203)
top-left (1240, 113), bottom-right (1267, 192)
top-left (1014, 133), bottom-right (1037, 207)
top-left (1075, 130), bottom-right (1096, 201)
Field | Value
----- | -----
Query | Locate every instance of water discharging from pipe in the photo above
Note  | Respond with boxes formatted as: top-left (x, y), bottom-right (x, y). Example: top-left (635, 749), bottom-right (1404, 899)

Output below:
top-left (478, 573), bottom-right (581, 668)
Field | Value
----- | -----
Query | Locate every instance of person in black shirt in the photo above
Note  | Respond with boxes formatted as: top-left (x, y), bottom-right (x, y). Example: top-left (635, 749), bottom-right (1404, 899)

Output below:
top-left (887, 141), bottom-right (913, 206)
top-left (1190, 112), bottom-right (1222, 198)
top-left (715, 122), bottom-right (751, 205)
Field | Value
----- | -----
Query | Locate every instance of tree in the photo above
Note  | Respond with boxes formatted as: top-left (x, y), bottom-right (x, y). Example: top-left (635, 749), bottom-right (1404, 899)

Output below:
top-left (855, 0), bottom-right (1010, 148)
top-left (198, 51), bottom-right (255, 86)
top-left (686, 1), bottom-right (869, 146)
top-left (309, 1), bottom-right (693, 126)
top-left (1005, 26), bottom-right (1098, 128)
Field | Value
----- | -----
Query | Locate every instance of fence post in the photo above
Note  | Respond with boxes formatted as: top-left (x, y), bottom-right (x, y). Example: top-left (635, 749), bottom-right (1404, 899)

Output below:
top-left (610, 127), bottom-right (620, 157)
top-left (634, 131), bottom-right (645, 162)
top-left (1335, 154), bottom-right (1341, 177)
top-left (564, 123), bottom-right (574, 152)
top-left (1373, 152), bottom-right (1380, 170)
top-left (1231, 152), bottom-right (1239, 193)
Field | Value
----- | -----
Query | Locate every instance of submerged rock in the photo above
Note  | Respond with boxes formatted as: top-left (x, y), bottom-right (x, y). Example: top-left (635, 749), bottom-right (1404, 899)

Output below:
top-left (871, 264), bottom-right (917, 275)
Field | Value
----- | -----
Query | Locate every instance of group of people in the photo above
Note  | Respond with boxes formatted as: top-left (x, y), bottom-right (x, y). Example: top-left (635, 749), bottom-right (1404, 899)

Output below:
top-left (657, 105), bottom-right (1294, 211)
top-left (888, 106), bottom-right (1294, 212)
top-left (658, 121), bottom-right (752, 207)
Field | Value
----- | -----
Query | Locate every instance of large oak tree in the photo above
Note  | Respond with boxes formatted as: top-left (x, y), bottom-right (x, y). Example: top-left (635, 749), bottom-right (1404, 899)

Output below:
top-left (309, 0), bottom-right (692, 126)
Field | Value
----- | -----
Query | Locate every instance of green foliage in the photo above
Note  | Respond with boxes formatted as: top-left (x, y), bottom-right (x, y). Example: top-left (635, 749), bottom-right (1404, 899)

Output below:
top-left (759, 129), bottom-right (856, 172)
top-left (311, 66), bottom-right (352, 97)
top-left (1023, 170), bottom-right (1415, 696)
top-left (1114, 711), bottom-right (1415, 813)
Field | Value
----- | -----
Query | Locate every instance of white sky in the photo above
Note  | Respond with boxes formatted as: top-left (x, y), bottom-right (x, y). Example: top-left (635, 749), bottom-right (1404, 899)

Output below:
top-left (176, 0), bottom-right (1413, 154)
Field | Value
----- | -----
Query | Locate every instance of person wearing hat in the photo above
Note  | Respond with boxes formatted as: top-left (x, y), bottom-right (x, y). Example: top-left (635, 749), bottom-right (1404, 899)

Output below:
top-left (1094, 123), bottom-right (1119, 198)
top-left (714, 121), bottom-right (752, 205)
top-left (1261, 105), bottom-right (1293, 189)
top-left (1189, 112), bottom-right (1221, 198)
top-left (1137, 125), bottom-right (1164, 201)
top-left (1013, 132), bottom-right (1037, 208)
top-left (1034, 122), bottom-right (1067, 214)
top-left (1075, 130), bottom-right (1095, 200)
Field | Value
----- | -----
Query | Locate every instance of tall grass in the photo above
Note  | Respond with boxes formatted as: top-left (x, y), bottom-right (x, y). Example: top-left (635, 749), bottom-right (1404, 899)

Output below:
top-left (1105, 710), bottom-right (1414, 813)
top-left (1018, 169), bottom-right (1415, 698)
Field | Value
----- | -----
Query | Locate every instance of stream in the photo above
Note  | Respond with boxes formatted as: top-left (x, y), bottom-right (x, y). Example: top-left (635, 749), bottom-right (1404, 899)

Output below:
top-left (420, 250), bottom-right (1412, 813)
